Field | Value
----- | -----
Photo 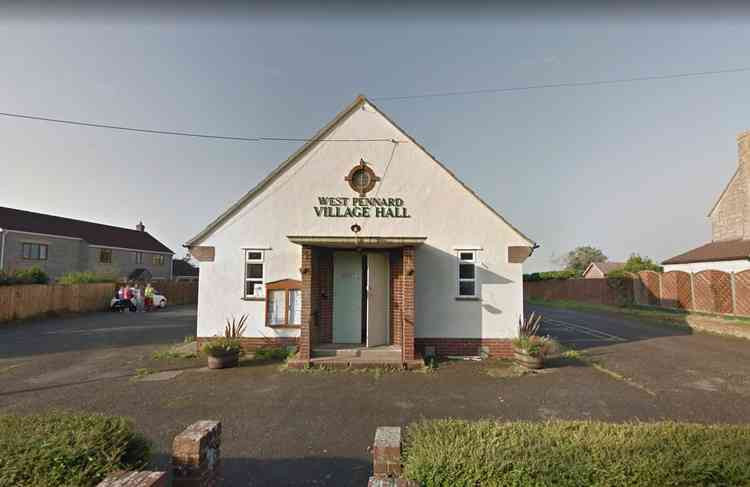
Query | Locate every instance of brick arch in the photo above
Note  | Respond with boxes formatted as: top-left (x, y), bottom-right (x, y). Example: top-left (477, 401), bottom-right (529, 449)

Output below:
top-left (661, 271), bottom-right (692, 309)
top-left (637, 271), bottom-right (661, 305)
top-left (693, 270), bottom-right (733, 314)
top-left (733, 270), bottom-right (750, 315)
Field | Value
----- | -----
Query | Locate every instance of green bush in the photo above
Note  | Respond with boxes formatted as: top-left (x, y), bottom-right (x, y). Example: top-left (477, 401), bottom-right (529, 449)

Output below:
top-left (57, 271), bottom-right (116, 284)
top-left (0, 412), bottom-right (150, 487)
top-left (523, 269), bottom-right (580, 281)
top-left (0, 267), bottom-right (49, 286)
top-left (254, 347), bottom-right (291, 360)
top-left (403, 419), bottom-right (750, 487)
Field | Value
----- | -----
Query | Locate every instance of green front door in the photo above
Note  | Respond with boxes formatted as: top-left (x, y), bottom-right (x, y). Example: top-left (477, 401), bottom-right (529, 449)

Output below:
top-left (333, 251), bottom-right (363, 343)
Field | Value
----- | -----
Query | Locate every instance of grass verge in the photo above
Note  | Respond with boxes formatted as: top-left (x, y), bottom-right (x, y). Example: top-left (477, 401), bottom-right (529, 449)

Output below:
top-left (0, 412), bottom-right (150, 487)
top-left (404, 419), bottom-right (750, 487)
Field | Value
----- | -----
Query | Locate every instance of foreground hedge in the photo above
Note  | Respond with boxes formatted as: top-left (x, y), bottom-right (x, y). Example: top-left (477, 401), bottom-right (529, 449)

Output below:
top-left (0, 412), bottom-right (150, 487)
top-left (403, 419), bottom-right (750, 487)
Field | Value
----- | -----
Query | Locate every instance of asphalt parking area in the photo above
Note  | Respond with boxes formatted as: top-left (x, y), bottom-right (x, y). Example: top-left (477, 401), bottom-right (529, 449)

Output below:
top-left (1, 305), bottom-right (750, 486)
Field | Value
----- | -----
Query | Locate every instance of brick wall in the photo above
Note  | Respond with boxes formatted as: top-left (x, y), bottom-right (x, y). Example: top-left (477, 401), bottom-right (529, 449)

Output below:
top-left (415, 338), bottom-right (513, 358)
top-left (389, 249), bottom-right (403, 346)
top-left (402, 246), bottom-right (415, 361)
top-left (317, 249), bottom-right (333, 344)
top-left (197, 336), bottom-right (298, 353)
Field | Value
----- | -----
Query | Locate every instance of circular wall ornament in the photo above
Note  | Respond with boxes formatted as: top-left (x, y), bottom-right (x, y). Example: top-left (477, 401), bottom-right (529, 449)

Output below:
top-left (345, 159), bottom-right (380, 196)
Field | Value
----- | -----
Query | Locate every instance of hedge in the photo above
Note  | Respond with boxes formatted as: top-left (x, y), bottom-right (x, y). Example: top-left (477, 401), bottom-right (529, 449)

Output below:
top-left (0, 267), bottom-right (49, 286)
top-left (403, 419), bottom-right (750, 487)
top-left (57, 271), bottom-right (116, 285)
top-left (0, 412), bottom-right (150, 487)
top-left (523, 270), bottom-right (580, 281)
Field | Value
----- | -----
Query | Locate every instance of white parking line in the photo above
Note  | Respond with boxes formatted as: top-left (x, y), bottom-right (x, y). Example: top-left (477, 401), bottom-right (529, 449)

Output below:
top-left (543, 318), bottom-right (626, 342)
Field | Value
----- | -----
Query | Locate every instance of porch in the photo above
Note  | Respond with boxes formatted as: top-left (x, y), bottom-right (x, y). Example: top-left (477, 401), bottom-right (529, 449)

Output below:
top-left (285, 236), bottom-right (424, 369)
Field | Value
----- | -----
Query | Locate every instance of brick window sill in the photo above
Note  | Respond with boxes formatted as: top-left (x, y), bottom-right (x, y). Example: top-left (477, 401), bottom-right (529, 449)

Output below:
top-left (241, 297), bottom-right (265, 301)
top-left (455, 296), bottom-right (480, 301)
top-left (267, 324), bottom-right (302, 329)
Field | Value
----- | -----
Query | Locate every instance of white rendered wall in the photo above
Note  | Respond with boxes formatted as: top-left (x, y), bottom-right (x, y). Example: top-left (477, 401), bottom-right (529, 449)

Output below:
top-left (195, 102), bottom-right (531, 341)
top-left (663, 260), bottom-right (750, 274)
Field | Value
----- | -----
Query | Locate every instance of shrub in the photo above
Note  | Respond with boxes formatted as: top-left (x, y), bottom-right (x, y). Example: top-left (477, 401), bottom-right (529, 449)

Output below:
top-left (57, 271), bottom-right (116, 284)
top-left (0, 412), bottom-right (150, 487)
top-left (254, 347), bottom-right (291, 361)
top-left (403, 419), bottom-right (750, 487)
top-left (0, 267), bottom-right (49, 286)
top-left (202, 337), bottom-right (242, 356)
top-left (523, 269), bottom-right (580, 281)
top-left (511, 335), bottom-right (557, 357)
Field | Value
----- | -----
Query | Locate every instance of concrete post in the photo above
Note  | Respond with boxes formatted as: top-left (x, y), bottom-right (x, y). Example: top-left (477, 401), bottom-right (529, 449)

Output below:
top-left (97, 471), bottom-right (168, 487)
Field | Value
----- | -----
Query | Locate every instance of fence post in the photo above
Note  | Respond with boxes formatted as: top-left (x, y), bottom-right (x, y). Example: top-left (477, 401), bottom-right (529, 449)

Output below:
top-left (690, 272), bottom-right (696, 311)
top-left (731, 271), bottom-right (737, 315)
top-left (658, 272), bottom-right (663, 306)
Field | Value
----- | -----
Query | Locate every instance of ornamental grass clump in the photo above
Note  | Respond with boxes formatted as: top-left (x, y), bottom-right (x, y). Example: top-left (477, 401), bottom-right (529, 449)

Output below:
top-left (0, 412), bottom-right (150, 487)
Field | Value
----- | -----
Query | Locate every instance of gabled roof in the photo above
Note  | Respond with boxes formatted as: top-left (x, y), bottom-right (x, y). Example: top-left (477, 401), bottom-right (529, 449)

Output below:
top-left (185, 95), bottom-right (536, 248)
top-left (173, 259), bottom-right (199, 277)
top-left (583, 261), bottom-right (625, 276)
top-left (662, 239), bottom-right (750, 265)
top-left (0, 206), bottom-right (173, 253)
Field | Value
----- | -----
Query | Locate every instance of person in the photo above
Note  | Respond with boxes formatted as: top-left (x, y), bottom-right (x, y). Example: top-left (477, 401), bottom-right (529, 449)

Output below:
top-left (144, 282), bottom-right (155, 312)
top-left (133, 283), bottom-right (143, 312)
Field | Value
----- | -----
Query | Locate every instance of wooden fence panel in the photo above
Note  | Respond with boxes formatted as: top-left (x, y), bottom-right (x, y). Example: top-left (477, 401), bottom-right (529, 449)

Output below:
top-left (660, 271), bottom-right (692, 310)
top-left (693, 270), bottom-right (733, 314)
top-left (734, 270), bottom-right (750, 315)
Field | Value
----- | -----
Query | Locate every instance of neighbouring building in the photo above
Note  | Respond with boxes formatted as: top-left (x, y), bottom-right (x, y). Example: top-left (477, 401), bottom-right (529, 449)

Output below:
top-left (185, 95), bottom-right (537, 366)
top-left (582, 261), bottom-right (625, 278)
top-left (0, 206), bottom-right (173, 281)
top-left (663, 131), bottom-right (750, 272)
top-left (173, 259), bottom-right (199, 282)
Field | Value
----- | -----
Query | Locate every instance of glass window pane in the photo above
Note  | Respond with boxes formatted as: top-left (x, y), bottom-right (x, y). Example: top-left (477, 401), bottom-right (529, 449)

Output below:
top-left (459, 281), bottom-right (475, 296)
top-left (459, 252), bottom-right (474, 261)
top-left (39, 245), bottom-right (47, 260)
top-left (247, 263), bottom-right (263, 279)
top-left (269, 290), bottom-right (285, 325)
top-left (246, 280), bottom-right (257, 296)
top-left (31, 245), bottom-right (40, 260)
top-left (23, 244), bottom-right (30, 259)
top-left (459, 263), bottom-right (475, 279)
top-left (247, 251), bottom-right (262, 261)
top-left (289, 289), bottom-right (301, 324)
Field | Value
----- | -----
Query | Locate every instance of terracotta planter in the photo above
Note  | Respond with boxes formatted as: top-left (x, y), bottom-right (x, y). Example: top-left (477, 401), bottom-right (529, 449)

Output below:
top-left (206, 350), bottom-right (240, 369)
top-left (513, 348), bottom-right (544, 369)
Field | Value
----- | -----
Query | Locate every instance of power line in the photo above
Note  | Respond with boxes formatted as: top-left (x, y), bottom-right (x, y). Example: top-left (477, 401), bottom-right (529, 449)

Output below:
top-left (371, 66), bottom-right (750, 101)
top-left (0, 111), bottom-right (401, 143)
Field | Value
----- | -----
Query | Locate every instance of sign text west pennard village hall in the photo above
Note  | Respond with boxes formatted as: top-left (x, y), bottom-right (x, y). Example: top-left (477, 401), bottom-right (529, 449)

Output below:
top-left (313, 196), bottom-right (411, 218)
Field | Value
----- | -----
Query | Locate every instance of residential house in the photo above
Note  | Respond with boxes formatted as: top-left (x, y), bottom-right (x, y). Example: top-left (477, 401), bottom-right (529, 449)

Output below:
top-left (0, 207), bottom-right (173, 281)
top-left (185, 95), bottom-right (536, 366)
top-left (582, 261), bottom-right (625, 278)
top-left (663, 131), bottom-right (750, 272)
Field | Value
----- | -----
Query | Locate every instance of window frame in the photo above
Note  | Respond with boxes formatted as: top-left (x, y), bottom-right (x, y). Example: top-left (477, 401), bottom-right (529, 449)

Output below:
top-left (152, 254), bottom-right (166, 266)
top-left (456, 250), bottom-right (478, 299)
top-left (135, 251), bottom-right (143, 264)
top-left (243, 249), bottom-right (265, 300)
top-left (22, 242), bottom-right (48, 261)
top-left (265, 279), bottom-right (302, 328)
top-left (99, 248), bottom-right (112, 264)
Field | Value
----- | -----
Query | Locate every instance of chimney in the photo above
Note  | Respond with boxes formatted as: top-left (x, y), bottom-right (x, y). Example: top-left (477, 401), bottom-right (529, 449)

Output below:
top-left (136, 221), bottom-right (145, 232)
top-left (739, 130), bottom-right (750, 166)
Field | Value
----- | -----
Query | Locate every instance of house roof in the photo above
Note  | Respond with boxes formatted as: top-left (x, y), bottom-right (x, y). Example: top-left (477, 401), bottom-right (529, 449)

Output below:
top-left (172, 259), bottom-right (199, 277)
top-left (185, 95), bottom-right (536, 248)
top-left (662, 239), bottom-right (750, 265)
top-left (0, 206), bottom-right (173, 254)
top-left (582, 261), bottom-right (625, 277)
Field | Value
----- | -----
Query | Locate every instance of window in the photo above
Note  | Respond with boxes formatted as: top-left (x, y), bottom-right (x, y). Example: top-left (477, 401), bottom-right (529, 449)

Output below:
top-left (265, 279), bottom-right (302, 326)
top-left (22, 243), bottom-right (48, 261)
top-left (457, 250), bottom-right (477, 298)
top-left (99, 248), bottom-right (112, 264)
top-left (244, 250), bottom-right (265, 298)
top-left (135, 252), bottom-right (143, 264)
top-left (152, 255), bottom-right (166, 266)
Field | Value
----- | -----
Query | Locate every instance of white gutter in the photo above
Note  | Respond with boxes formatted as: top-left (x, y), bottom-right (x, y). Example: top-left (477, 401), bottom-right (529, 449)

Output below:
top-left (0, 228), bottom-right (5, 272)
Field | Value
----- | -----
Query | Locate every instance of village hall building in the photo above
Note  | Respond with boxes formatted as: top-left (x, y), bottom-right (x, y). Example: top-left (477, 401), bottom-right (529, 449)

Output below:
top-left (186, 96), bottom-right (536, 367)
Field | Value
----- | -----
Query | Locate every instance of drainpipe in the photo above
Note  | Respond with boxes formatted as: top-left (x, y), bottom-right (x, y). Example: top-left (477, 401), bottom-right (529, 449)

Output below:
top-left (0, 228), bottom-right (5, 272)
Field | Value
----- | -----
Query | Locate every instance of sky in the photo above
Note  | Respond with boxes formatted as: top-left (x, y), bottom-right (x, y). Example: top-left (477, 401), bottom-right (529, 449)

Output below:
top-left (1, 4), bottom-right (749, 272)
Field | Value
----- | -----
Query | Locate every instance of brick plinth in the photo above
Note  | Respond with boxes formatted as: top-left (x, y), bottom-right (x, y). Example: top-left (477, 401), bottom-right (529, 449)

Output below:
top-left (97, 471), bottom-right (168, 487)
top-left (197, 337), bottom-right (298, 354)
top-left (373, 426), bottom-right (402, 478)
top-left (172, 420), bottom-right (221, 487)
top-left (415, 338), bottom-right (513, 358)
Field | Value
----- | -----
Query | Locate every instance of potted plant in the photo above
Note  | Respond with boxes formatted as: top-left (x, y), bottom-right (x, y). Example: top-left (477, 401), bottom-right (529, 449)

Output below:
top-left (512, 312), bottom-right (557, 369)
top-left (203, 315), bottom-right (247, 369)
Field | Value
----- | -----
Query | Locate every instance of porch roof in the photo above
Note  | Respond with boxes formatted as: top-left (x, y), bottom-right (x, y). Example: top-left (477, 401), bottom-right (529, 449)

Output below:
top-left (287, 235), bottom-right (427, 249)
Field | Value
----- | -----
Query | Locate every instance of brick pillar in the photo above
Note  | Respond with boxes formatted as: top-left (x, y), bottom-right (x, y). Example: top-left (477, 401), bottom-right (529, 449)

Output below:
top-left (299, 245), bottom-right (314, 360)
top-left (390, 250), bottom-right (404, 346)
top-left (172, 420), bottom-right (221, 487)
top-left (402, 246), bottom-right (416, 361)
top-left (372, 427), bottom-right (402, 478)
top-left (97, 471), bottom-right (168, 487)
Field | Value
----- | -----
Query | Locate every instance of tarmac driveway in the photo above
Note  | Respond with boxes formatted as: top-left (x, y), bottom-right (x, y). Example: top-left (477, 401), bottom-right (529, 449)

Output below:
top-left (1, 305), bottom-right (750, 486)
